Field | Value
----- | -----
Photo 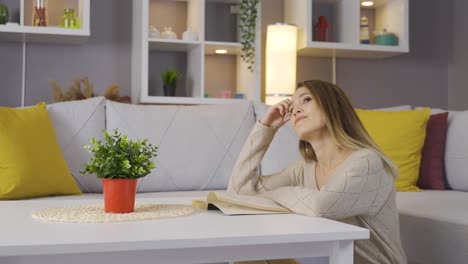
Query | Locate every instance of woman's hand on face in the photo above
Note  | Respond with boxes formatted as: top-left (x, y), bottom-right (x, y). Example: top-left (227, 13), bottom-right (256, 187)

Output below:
top-left (260, 99), bottom-right (292, 129)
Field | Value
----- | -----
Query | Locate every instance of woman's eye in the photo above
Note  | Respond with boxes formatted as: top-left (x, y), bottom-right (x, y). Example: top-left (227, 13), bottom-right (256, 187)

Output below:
top-left (303, 97), bottom-right (312, 103)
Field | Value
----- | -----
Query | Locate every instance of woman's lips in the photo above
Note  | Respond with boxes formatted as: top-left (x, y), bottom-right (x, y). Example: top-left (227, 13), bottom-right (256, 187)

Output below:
top-left (295, 116), bottom-right (306, 125)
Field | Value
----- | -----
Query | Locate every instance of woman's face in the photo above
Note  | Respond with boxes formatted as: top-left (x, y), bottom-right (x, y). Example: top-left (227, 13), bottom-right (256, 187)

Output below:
top-left (290, 87), bottom-right (326, 140)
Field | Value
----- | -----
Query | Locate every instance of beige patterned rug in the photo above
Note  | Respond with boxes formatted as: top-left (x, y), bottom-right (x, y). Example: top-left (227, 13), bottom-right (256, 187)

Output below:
top-left (32, 203), bottom-right (195, 223)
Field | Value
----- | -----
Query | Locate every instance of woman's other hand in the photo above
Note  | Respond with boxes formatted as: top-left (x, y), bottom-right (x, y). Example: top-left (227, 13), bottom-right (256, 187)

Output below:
top-left (260, 99), bottom-right (292, 129)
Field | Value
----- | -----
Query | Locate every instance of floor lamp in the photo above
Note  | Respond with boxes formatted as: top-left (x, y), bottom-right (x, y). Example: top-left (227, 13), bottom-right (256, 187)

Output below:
top-left (265, 23), bottom-right (297, 105)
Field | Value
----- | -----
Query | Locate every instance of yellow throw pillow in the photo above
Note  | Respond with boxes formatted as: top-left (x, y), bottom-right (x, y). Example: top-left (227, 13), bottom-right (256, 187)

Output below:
top-left (356, 108), bottom-right (431, 192)
top-left (0, 102), bottom-right (81, 199)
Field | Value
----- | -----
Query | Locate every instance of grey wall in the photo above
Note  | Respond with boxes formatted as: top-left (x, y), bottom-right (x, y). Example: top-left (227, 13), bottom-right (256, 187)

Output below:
top-left (262, 0), bottom-right (453, 110)
top-left (337, 0), bottom-right (450, 109)
top-left (0, 0), bottom-right (132, 107)
top-left (448, 0), bottom-right (468, 110)
top-left (1, 0), bottom-right (466, 110)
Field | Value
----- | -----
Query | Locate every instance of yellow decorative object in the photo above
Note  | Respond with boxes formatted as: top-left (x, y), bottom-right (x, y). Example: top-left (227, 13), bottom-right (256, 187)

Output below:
top-left (356, 108), bottom-right (431, 191)
top-left (0, 103), bottom-right (81, 199)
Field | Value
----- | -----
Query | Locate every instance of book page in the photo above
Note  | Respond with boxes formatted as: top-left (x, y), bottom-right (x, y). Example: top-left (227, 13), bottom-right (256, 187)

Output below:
top-left (209, 200), bottom-right (288, 215)
top-left (208, 191), bottom-right (289, 212)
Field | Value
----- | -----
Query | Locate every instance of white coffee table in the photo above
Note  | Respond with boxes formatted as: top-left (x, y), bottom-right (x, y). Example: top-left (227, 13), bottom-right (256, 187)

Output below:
top-left (0, 197), bottom-right (369, 264)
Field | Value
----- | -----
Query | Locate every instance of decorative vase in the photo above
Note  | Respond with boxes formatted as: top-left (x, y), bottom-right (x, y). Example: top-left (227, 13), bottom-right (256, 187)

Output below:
top-left (149, 25), bottom-right (160, 38)
top-left (32, 0), bottom-right (48, 27)
top-left (0, 4), bottom-right (8, 25)
top-left (102, 178), bottom-right (137, 213)
top-left (182, 27), bottom-right (197, 41)
top-left (314, 16), bottom-right (330, 42)
top-left (60, 8), bottom-right (80, 29)
top-left (163, 84), bottom-right (176, 96)
top-left (374, 29), bottom-right (398, 46)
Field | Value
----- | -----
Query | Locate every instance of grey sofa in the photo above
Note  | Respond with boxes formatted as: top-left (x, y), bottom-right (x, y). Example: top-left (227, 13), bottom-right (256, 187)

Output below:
top-left (40, 98), bottom-right (468, 264)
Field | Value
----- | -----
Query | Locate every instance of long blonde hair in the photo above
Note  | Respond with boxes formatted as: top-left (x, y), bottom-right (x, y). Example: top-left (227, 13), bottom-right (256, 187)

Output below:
top-left (297, 80), bottom-right (399, 178)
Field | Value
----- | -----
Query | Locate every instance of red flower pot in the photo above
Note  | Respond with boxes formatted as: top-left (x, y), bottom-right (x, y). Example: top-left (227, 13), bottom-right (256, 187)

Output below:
top-left (102, 178), bottom-right (137, 213)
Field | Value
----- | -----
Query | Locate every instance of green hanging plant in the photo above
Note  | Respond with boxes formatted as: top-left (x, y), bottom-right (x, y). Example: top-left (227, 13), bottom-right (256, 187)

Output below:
top-left (239, 0), bottom-right (260, 72)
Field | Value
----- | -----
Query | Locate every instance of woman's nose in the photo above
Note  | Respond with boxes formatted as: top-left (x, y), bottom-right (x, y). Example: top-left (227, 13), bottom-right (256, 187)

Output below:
top-left (293, 108), bottom-right (302, 115)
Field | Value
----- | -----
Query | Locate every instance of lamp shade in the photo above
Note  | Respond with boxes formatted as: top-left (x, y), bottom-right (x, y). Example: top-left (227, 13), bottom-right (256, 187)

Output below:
top-left (265, 23), bottom-right (297, 105)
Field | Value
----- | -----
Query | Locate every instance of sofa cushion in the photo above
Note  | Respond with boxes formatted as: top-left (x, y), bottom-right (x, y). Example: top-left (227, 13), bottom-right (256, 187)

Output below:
top-left (396, 190), bottom-right (468, 264)
top-left (106, 101), bottom-right (255, 192)
top-left (444, 111), bottom-right (468, 191)
top-left (0, 103), bottom-right (81, 199)
top-left (47, 97), bottom-right (106, 193)
top-left (417, 112), bottom-right (448, 190)
top-left (356, 108), bottom-right (431, 191)
top-left (417, 107), bottom-right (468, 192)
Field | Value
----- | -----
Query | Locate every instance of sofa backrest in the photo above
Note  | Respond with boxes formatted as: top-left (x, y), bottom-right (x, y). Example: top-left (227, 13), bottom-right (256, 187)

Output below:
top-left (105, 100), bottom-right (256, 192)
top-left (252, 102), bottom-right (302, 175)
top-left (46, 97), bottom-right (106, 193)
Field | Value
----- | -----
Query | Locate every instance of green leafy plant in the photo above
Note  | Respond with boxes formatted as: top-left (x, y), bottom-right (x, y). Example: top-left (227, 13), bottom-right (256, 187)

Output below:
top-left (239, 0), bottom-right (260, 72)
top-left (81, 129), bottom-right (158, 179)
top-left (161, 68), bottom-right (178, 86)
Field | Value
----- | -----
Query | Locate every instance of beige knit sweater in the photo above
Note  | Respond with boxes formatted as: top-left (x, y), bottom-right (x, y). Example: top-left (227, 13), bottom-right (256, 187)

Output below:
top-left (228, 121), bottom-right (407, 264)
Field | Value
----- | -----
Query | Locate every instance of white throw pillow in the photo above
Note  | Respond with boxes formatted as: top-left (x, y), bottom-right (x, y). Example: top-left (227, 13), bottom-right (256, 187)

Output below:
top-left (106, 100), bottom-right (256, 192)
top-left (47, 97), bottom-right (106, 193)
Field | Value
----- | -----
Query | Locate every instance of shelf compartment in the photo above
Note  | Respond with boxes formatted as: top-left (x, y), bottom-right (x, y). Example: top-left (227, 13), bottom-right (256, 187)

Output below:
top-left (1, 0), bottom-right (21, 24)
top-left (149, 0), bottom-right (203, 42)
top-left (23, 0), bottom-right (84, 28)
top-left (204, 53), bottom-right (237, 99)
top-left (0, 0), bottom-right (89, 43)
top-left (310, 0), bottom-right (359, 44)
top-left (205, 0), bottom-right (240, 42)
top-left (204, 50), bottom-right (256, 100)
top-left (147, 45), bottom-right (203, 99)
top-left (360, 0), bottom-right (407, 49)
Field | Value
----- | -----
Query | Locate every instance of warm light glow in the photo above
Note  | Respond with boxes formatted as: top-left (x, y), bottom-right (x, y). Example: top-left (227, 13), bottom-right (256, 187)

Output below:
top-left (361, 1), bottom-right (374, 7)
top-left (265, 23), bottom-right (297, 105)
top-left (215, 49), bottom-right (227, 54)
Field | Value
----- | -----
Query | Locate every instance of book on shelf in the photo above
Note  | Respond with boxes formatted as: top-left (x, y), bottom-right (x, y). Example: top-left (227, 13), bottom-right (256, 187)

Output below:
top-left (192, 191), bottom-right (290, 215)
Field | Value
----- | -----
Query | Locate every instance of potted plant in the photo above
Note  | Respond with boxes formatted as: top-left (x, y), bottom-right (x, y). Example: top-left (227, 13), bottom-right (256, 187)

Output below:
top-left (81, 129), bottom-right (158, 213)
top-left (161, 68), bottom-right (179, 96)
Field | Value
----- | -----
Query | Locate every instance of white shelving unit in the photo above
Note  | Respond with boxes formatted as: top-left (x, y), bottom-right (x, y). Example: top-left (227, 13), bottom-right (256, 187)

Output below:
top-left (132, 0), bottom-right (261, 105)
top-left (284, 0), bottom-right (409, 59)
top-left (0, 0), bottom-right (90, 44)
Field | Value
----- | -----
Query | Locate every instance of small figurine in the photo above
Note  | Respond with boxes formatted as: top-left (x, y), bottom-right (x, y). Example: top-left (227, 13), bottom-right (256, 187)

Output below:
top-left (149, 25), bottom-right (160, 38)
top-left (161, 27), bottom-right (177, 40)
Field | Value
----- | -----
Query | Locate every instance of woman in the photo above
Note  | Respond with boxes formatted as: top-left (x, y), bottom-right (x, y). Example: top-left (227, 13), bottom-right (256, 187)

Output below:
top-left (228, 80), bottom-right (407, 264)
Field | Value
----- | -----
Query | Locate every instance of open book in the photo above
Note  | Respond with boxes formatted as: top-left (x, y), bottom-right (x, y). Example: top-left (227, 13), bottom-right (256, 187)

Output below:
top-left (192, 191), bottom-right (290, 215)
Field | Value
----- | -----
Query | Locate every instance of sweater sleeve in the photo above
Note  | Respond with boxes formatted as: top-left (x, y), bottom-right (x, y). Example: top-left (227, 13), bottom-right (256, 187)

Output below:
top-left (260, 151), bottom-right (393, 220)
top-left (227, 121), bottom-right (304, 195)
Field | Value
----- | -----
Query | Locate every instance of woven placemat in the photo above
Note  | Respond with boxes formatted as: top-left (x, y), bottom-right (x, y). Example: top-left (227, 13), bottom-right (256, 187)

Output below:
top-left (32, 203), bottom-right (195, 223)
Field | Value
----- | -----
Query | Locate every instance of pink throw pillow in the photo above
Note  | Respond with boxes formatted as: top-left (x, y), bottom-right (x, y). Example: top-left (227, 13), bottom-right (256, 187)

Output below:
top-left (417, 112), bottom-right (449, 190)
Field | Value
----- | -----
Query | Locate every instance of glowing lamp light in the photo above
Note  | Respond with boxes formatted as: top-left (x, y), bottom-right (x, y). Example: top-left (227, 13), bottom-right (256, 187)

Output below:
top-left (265, 23), bottom-right (297, 105)
top-left (215, 49), bottom-right (227, 54)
